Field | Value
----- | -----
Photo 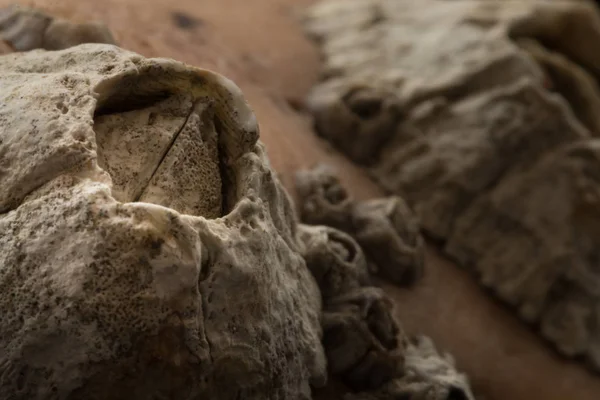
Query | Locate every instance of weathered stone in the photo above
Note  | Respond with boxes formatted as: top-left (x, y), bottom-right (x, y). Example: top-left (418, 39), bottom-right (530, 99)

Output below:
top-left (0, 5), bottom-right (115, 52)
top-left (353, 197), bottom-right (424, 285)
top-left (303, 0), bottom-right (600, 370)
top-left (321, 286), bottom-right (403, 390)
top-left (0, 44), bottom-right (326, 400)
top-left (299, 224), bottom-right (370, 300)
top-left (516, 37), bottom-right (600, 135)
top-left (345, 336), bottom-right (476, 400)
top-left (296, 164), bottom-right (354, 229)
top-left (372, 81), bottom-right (587, 240)
top-left (297, 208), bottom-right (471, 398)
top-left (445, 139), bottom-right (600, 369)
top-left (298, 223), bottom-right (408, 394)
top-left (296, 164), bottom-right (425, 286)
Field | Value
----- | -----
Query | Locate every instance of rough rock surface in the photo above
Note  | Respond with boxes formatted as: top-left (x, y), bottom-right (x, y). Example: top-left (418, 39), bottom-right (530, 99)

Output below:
top-left (0, 5), bottom-right (115, 51)
top-left (299, 224), bottom-right (370, 300)
top-left (304, 0), bottom-right (600, 371)
top-left (296, 164), bottom-right (425, 285)
top-left (346, 336), bottom-right (476, 400)
top-left (2, 0), bottom-right (600, 399)
top-left (0, 44), bottom-right (327, 400)
top-left (297, 224), bottom-right (475, 400)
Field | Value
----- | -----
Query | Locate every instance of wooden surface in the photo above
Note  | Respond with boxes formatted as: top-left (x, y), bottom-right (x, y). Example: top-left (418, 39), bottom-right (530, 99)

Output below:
top-left (3, 0), bottom-right (600, 398)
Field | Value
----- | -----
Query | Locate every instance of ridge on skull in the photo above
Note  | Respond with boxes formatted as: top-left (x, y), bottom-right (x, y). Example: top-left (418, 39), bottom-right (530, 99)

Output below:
top-left (0, 44), bottom-right (326, 400)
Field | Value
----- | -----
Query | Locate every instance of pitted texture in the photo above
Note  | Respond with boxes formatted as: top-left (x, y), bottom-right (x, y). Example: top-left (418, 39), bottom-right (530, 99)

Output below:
top-left (298, 224), bottom-right (474, 399)
top-left (304, 0), bottom-right (600, 370)
top-left (299, 224), bottom-right (370, 300)
top-left (296, 164), bottom-right (354, 228)
top-left (352, 197), bottom-right (424, 285)
top-left (298, 224), bottom-right (403, 391)
top-left (0, 44), bottom-right (326, 400)
top-left (296, 164), bottom-right (424, 286)
top-left (346, 336), bottom-right (476, 400)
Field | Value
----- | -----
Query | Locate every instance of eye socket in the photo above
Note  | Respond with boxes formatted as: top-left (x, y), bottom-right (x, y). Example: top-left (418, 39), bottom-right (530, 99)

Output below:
top-left (92, 65), bottom-right (242, 218)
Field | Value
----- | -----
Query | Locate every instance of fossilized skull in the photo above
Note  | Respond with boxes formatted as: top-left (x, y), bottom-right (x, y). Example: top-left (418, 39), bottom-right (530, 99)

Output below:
top-left (0, 33), bottom-right (477, 400)
top-left (0, 44), bottom-right (327, 400)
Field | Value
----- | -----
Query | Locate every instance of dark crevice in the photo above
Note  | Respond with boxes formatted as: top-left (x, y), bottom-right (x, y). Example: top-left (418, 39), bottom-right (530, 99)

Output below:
top-left (93, 67), bottom-right (185, 117)
top-left (342, 87), bottom-right (383, 120)
top-left (523, 36), bottom-right (592, 78)
top-left (199, 291), bottom-right (214, 365)
top-left (214, 117), bottom-right (233, 216)
top-left (447, 387), bottom-right (469, 400)
top-left (198, 249), bottom-right (214, 366)
top-left (507, 21), bottom-right (600, 86)
top-left (132, 99), bottom-right (198, 202)
top-left (323, 180), bottom-right (349, 205)
top-left (94, 90), bottom-right (172, 117)
top-left (342, 349), bottom-right (394, 391)
top-left (198, 252), bottom-right (212, 283)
